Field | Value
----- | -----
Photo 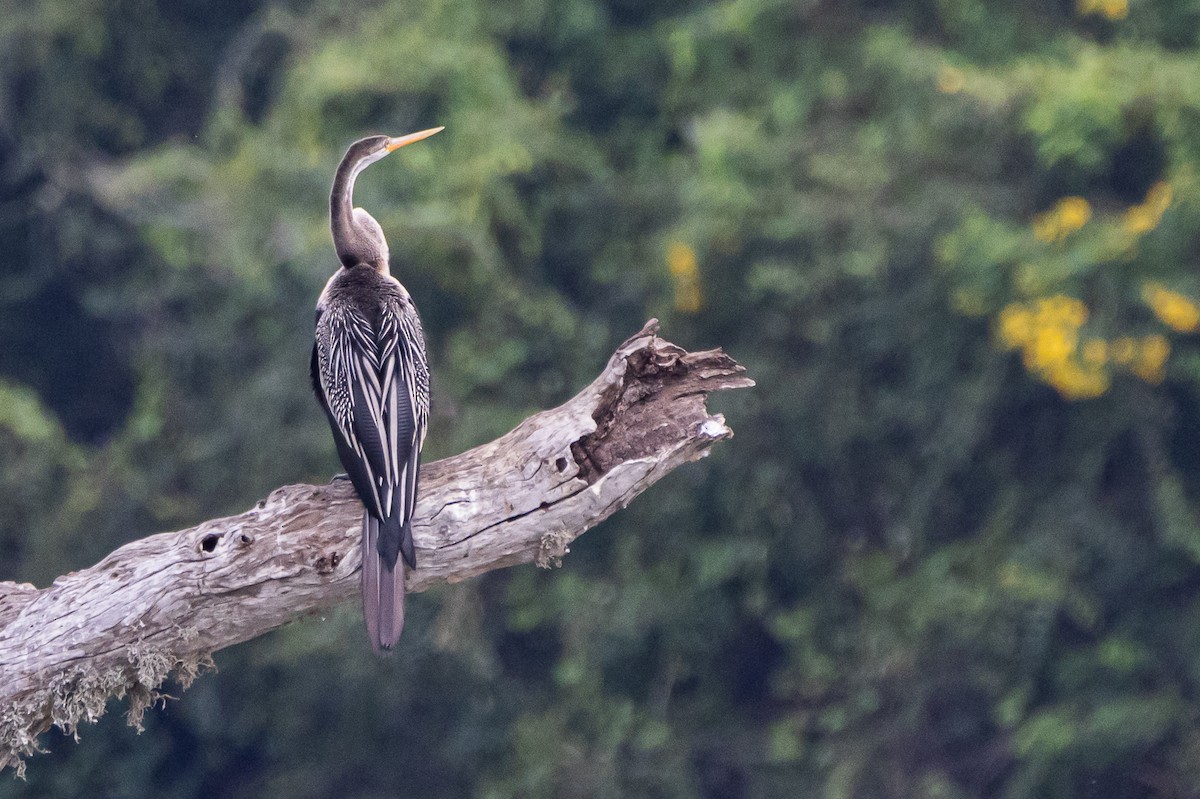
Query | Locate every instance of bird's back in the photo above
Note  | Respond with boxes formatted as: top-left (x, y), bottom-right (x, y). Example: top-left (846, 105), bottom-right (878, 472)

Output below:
top-left (318, 262), bottom-right (405, 321)
top-left (313, 262), bottom-right (429, 542)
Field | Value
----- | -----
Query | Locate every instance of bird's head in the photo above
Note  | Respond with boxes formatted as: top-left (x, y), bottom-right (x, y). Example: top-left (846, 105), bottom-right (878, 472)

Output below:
top-left (332, 127), bottom-right (443, 271)
top-left (343, 128), bottom-right (443, 176)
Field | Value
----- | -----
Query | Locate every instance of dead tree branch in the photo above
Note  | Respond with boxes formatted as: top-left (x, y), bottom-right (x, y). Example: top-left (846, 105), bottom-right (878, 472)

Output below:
top-left (0, 320), bottom-right (752, 774)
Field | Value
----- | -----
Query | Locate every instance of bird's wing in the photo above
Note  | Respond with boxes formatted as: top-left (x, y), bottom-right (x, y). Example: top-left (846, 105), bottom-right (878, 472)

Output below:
top-left (376, 297), bottom-right (428, 533)
top-left (315, 304), bottom-right (390, 520)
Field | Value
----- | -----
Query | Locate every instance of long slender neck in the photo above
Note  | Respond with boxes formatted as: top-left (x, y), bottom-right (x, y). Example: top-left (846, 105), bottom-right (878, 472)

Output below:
top-left (330, 156), bottom-right (365, 268)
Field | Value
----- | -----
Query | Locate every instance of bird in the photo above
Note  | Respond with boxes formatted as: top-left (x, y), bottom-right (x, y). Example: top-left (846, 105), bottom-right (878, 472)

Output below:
top-left (311, 128), bottom-right (440, 652)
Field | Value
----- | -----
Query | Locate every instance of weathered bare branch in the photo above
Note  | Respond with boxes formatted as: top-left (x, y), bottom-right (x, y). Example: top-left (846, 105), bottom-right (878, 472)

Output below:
top-left (0, 320), bottom-right (752, 774)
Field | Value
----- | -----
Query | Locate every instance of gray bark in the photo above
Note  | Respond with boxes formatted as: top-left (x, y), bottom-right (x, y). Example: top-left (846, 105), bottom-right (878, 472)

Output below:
top-left (0, 320), bottom-right (752, 774)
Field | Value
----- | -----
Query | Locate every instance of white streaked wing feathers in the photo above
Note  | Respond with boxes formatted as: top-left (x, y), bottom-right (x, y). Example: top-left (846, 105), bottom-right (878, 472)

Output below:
top-left (317, 299), bottom-right (427, 527)
top-left (378, 297), bottom-right (428, 528)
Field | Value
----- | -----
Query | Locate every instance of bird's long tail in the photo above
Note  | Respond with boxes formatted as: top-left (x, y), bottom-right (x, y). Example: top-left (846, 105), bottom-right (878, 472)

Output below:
top-left (361, 512), bottom-right (406, 653)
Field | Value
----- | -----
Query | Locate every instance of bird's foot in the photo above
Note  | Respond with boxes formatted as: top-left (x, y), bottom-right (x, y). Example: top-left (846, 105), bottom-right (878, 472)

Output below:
top-left (331, 473), bottom-right (350, 483)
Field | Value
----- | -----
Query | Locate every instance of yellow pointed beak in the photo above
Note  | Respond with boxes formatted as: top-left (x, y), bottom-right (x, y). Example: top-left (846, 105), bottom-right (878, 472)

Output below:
top-left (385, 127), bottom-right (444, 152)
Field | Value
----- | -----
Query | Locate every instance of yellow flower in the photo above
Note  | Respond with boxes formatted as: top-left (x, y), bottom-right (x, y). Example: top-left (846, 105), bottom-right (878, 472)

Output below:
top-left (1143, 282), bottom-right (1200, 333)
top-left (1033, 215), bottom-right (1059, 243)
top-left (1078, 0), bottom-right (1128, 18)
top-left (1132, 334), bottom-right (1170, 383)
top-left (1064, 297), bottom-right (1088, 326)
top-left (1143, 334), bottom-right (1170, 366)
top-left (937, 65), bottom-right (966, 94)
top-left (1124, 206), bottom-right (1157, 236)
top-left (1124, 181), bottom-right (1173, 236)
top-left (1035, 295), bottom-right (1087, 327)
top-left (995, 296), bottom-right (1111, 399)
top-left (1058, 198), bottom-right (1092, 231)
top-left (1033, 197), bottom-right (1092, 243)
top-left (1146, 181), bottom-right (1173, 214)
top-left (1101, 0), bottom-right (1128, 19)
top-left (998, 304), bottom-right (1034, 349)
top-left (666, 241), bottom-right (703, 313)
top-left (1026, 326), bottom-right (1077, 370)
top-left (1045, 361), bottom-right (1110, 399)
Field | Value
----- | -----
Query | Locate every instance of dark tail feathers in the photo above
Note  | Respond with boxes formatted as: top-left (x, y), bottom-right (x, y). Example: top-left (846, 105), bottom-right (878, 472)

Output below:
top-left (374, 510), bottom-right (416, 571)
top-left (361, 513), bottom-right (406, 653)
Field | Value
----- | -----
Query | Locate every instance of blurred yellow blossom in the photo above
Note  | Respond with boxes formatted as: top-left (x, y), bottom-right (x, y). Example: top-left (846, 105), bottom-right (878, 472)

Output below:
top-left (998, 304), bottom-right (1035, 348)
top-left (1123, 181), bottom-right (1173, 236)
top-left (997, 296), bottom-right (1087, 351)
top-left (1033, 197), bottom-right (1092, 243)
top-left (1077, 0), bottom-right (1128, 18)
top-left (1125, 207), bottom-right (1156, 236)
top-left (1025, 325), bottom-right (1077, 371)
top-left (996, 295), bottom-right (1105, 399)
top-left (1102, 0), bottom-right (1129, 20)
top-left (1147, 181), bottom-right (1172, 211)
top-left (1131, 335), bottom-right (1170, 383)
top-left (1048, 295), bottom-right (1087, 327)
top-left (1047, 361), bottom-right (1110, 399)
top-left (997, 289), bottom-right (1178, 395)
top-left (1143, 282), bottom-right (1200, 332)
top-left (666, 241), bottom-right (703, 313)
top-left (937, 65), bottom-right (965, 94)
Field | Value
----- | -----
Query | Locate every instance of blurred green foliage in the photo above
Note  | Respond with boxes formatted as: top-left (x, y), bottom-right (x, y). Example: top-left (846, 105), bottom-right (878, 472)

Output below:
top-left (3, 0), bottom-right (1200, 796)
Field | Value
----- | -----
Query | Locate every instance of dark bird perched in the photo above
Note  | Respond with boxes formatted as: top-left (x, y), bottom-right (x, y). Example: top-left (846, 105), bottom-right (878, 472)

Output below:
top-left (311, 129), bottom-right (440, 652)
